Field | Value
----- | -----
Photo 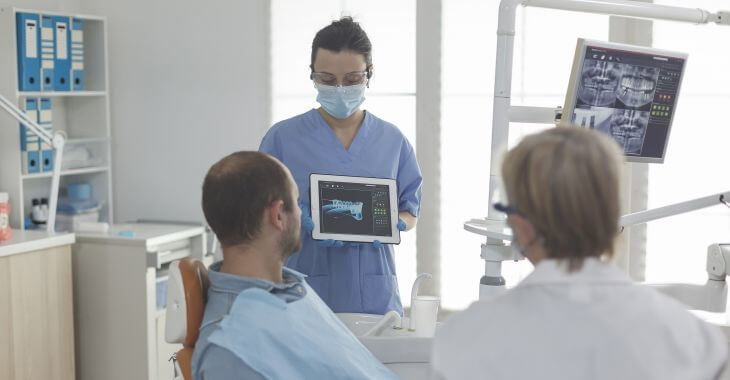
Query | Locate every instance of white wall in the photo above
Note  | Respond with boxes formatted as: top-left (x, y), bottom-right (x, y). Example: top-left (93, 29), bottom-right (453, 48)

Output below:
top-left (80, 0), bottom-right (272, 224)
top-left (1, 0), bottom-right (80, 12)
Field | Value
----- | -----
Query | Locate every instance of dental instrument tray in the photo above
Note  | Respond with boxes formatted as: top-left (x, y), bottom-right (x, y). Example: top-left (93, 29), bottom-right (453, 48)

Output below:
top-left (310, 174), bottom-right (400, 244)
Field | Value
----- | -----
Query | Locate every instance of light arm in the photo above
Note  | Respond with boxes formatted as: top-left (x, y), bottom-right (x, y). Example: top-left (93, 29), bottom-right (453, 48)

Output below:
top-left (524, 0), bottom-right (725, 25)
top-left (0, 93), bottom-right (53, 144)
top-left (620, 191), bottom-right (730, 229)
top-left (466, 191), bottom-right (730, 242)
top-left (0, 93), bottom-right (65, 233)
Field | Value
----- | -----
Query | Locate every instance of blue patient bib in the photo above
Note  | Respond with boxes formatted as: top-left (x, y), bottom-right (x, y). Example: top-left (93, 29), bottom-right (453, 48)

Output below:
top-left (207, 284), bottom-right (397, 380)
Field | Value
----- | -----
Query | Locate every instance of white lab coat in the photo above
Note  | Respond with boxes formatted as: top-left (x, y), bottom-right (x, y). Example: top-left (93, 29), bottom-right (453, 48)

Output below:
top-left (431, 258), bottom-right (727, 380)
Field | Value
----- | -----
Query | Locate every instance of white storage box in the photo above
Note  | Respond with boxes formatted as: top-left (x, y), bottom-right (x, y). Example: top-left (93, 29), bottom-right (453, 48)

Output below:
top-left (55, 211), bottom-right (100, 232)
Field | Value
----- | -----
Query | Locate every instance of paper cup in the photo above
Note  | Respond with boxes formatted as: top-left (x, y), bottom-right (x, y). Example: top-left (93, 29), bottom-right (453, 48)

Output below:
top-left (411, 295), bottom-right (440, 337)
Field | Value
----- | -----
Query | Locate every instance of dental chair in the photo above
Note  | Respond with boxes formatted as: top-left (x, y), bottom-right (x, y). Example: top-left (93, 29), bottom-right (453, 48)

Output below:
top-left (165, 258), bottom-right (210, 380)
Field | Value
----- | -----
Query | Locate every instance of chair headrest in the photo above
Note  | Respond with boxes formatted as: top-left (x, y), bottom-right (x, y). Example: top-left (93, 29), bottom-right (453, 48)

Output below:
top-left (165, 258), bottom-right (210, 347)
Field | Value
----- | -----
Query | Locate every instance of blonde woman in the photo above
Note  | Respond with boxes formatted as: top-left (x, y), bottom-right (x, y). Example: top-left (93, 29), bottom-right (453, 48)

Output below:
top-left (431, 128), bottom-right (727, 380)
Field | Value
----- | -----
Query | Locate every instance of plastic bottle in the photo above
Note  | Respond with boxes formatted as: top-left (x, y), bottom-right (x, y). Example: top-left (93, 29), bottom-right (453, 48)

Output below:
top-left (40, 198), bottom-right (49, 222)
top-left (0, 192), bottom-right (11, 241)
top-left (31, 198), bottom-right (45, 226)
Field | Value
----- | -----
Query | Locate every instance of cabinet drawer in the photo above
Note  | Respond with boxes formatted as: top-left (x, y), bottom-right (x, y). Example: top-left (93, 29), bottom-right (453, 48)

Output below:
top-left (147, 239), bottom-right (192, 269)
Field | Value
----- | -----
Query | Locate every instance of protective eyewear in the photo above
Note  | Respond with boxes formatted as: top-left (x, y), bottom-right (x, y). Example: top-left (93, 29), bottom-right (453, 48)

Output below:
top-left (311, 71), bottom-right (369, 87)
top-left (493, 202), bottom-right (519, 216)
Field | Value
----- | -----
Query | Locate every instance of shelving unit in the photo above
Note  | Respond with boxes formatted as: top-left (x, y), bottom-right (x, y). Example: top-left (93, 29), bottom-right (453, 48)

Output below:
top-left (66, 136), bottom-right (109, 144)
top-left (17, 90), bottom-right (107, 97)
top-left (1, 8), bottom-right (215, 380)
top-left (21, 165), bottom-right (110, 180)
top-left (0, 7), bottom-right (112, 230)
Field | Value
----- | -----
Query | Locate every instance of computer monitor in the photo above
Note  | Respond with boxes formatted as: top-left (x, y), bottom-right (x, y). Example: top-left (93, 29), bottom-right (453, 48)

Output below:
top-left (561, 39), bottom-right (687, 163)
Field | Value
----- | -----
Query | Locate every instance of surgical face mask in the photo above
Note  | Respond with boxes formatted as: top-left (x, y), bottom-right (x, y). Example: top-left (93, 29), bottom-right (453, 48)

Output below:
top-left (510, 230), bottom-right (528, 258)
top-left (315, 83), bottom-right (366, 119)
top-left (509, 220), bottom-right (547, 262)
top-left (503, 213), bottom-right (523, 258)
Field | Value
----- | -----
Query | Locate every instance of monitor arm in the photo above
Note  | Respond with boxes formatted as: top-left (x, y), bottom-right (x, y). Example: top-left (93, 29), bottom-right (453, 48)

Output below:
top-left (620, 192), bottom-right (730, 230)
top-left (707, 244), bottom-right (730, 281)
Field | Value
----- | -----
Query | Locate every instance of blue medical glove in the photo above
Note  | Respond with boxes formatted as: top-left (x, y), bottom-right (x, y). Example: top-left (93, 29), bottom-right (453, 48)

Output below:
top-left (299, 202), bottom-right (314, 233)
top-left (317, 239), bottom-right (346, 248)
top-left (369, 220), bottom-right (406, 249)
top-left (302, 203), bottom-right (346, 248)
top-left (302, 215), bottom-right (315, 233)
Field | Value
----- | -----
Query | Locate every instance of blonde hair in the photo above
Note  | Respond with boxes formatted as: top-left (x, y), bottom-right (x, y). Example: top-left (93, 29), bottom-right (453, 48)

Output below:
top-left (501, 127), bottom-right (624, 270)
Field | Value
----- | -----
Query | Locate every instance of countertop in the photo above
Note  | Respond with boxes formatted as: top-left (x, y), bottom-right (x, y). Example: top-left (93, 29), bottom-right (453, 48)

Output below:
top-left (0, 229), bottom-right (76, 258)
top-left (74, 223), bottom-right (205, 251)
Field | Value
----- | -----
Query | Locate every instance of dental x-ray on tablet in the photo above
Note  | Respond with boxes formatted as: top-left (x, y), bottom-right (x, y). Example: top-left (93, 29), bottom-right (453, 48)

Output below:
top-left (310, 174), bottom-right (400, 244)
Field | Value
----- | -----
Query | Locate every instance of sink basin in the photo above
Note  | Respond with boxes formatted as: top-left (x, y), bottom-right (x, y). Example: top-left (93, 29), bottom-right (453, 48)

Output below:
top-left (337, 313), bottom-right (437, 364)
top-left (337, 312), bottom-right (436, 380)
top-left (337, 313), bottom-right (385, 336)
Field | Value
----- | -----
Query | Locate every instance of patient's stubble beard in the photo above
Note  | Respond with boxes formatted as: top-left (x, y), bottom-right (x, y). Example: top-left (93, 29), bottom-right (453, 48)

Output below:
top-left (279, 213), bottom-right (301, 260)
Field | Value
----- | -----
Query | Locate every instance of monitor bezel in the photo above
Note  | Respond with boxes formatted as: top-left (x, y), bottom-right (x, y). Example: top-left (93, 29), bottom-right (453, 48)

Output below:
top-left (560, 38), bottom-right (688, 164)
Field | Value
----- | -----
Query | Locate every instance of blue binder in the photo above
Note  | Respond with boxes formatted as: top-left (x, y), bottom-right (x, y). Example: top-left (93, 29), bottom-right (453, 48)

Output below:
top-left (39, 98), bottom-right (54, 172)
top-left (16, 12), bottom-right (41, 91)
top-left (27, 150), bottom-right (41, 174)
top-left (52, 16), bottom-right (71, 91)
top-left (20, 98), bottom-right (40, 174)
top-left (71, 18), bottom-right (84, 90)
top-left (40, 15), bottom-right (55, 91)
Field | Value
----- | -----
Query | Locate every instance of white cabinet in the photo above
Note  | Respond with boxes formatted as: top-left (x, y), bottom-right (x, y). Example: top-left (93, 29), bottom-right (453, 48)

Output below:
top-left (72, 223), bottom-right (207, 380)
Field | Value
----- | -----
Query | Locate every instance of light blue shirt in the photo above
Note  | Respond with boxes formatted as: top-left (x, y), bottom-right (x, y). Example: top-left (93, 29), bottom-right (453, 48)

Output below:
top-left (192, 261), bottom-right (396, 380)
top-left (192, 262), bottom-right (307, 380)
top-left (260, 109), bottom-right (423, 315)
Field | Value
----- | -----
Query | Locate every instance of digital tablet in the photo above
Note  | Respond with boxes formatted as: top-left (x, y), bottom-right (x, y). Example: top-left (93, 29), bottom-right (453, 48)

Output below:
top-left (310, 174), bottom-right (400, 244)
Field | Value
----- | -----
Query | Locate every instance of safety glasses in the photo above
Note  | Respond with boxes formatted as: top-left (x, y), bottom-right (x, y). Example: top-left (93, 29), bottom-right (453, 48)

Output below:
top-left (493, 202), bottom-right (519, 216)
top-left (311, 71), bottom-right (369, 87)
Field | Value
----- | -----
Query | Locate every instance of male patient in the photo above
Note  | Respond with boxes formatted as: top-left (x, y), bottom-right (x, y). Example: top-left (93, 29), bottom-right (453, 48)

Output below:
top-left (192, 151), bottom-right (396, 380)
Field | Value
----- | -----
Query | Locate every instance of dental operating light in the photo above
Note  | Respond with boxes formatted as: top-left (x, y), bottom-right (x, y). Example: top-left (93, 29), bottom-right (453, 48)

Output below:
top-left (467, 0), bottom-right (730, 300)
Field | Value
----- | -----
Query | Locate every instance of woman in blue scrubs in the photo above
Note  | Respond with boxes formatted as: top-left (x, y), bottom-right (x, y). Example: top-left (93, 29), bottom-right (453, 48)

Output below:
top-left (259, 17), bottom-right (422, 315)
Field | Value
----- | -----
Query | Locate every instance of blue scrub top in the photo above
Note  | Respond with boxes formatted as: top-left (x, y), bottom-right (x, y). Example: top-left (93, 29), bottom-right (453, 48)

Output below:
top-left (259, 109), bottom-right (423, 315)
